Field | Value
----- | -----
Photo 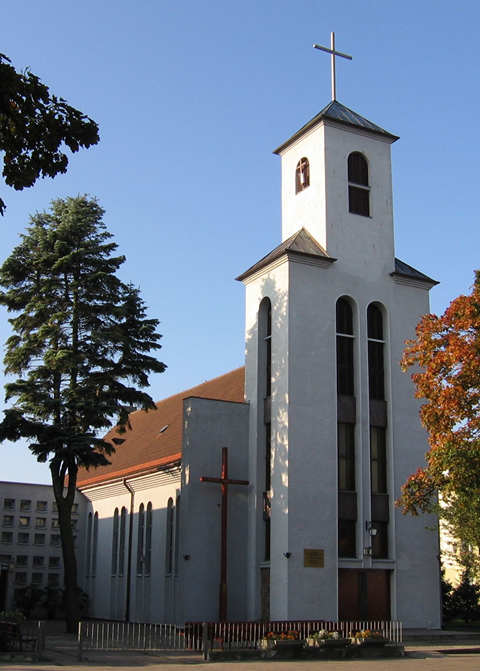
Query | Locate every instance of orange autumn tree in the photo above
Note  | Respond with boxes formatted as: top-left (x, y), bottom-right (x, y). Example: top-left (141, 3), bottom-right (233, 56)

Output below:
top-left (397, 271), bottom-right (480, 570)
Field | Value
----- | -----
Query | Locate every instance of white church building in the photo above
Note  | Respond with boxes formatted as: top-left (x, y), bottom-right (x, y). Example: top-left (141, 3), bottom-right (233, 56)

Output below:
top-left (77, 72), bottom-right (441, 628)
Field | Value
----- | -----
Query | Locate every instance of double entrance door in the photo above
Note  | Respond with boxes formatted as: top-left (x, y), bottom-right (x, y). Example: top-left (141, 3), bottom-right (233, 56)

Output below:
top-left (338, 568), bottom-right (391, 620)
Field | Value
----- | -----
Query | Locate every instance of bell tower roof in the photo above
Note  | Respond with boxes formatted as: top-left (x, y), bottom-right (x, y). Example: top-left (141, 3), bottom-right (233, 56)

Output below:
top-left (273, 100), bottom-right (398, 155)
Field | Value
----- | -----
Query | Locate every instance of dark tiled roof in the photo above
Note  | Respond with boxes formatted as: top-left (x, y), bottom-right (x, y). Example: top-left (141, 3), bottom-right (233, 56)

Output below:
top-left (236, 228), bottom-right (335, 282)
top-left (273, 100), bottom-right (398, 155)
top-left (392, 258), bottom-right (439, 286)
top-left (77, 368), bottom-right (246, 487)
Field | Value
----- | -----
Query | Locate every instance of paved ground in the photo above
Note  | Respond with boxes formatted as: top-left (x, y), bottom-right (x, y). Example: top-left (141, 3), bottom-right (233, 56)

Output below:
top-left (3, 630), bottom-right (480, 671)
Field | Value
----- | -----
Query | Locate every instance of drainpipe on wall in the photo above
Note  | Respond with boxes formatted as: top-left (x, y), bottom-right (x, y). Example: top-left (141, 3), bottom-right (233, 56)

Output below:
top-left (124, 479), bottom-right (135, 622)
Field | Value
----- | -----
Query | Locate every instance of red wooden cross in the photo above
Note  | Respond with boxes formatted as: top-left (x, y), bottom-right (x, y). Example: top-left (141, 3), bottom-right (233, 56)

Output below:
top-left (200, 446), bottom-right (249, 621)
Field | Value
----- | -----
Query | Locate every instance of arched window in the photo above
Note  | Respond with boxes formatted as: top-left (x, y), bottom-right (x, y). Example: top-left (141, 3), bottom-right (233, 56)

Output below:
top-left (367, 304), bottom-right (384, 400)
top-left (92, 512), bottom-right (98, 577)
top-left (295, 157), bottom-right (310, 193)
top-left (336, 297), bottom-right (356, 558)
top-left (258, 297), bottom-right (272, 562)
top-left (174, 495), bottom-right (181, 574)
top-left (348, 152), bottom-right (370, 216)
top-left (165, 498), bottom-right (174, 574)
top-left (118, 507), bottom-right (127, 576)
top-left (111, 508), bottom-right (119, 575)
top-left (145, 502), bottom-right (152, 576)
top-left (367, 302), bottom-right (388, 559)
top-left (336, 297), bottom-right (354, 396)
top-left (137, 503), bottom-right (145, 575)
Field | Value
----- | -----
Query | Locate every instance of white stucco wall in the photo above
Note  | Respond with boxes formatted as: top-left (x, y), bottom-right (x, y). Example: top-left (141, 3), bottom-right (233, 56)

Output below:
top-left (181, 396), bottom-right (250, 622)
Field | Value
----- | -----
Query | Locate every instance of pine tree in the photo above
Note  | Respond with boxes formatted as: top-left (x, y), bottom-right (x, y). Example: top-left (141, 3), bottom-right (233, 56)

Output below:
top-left (0, 196), bottom-right (165, 630)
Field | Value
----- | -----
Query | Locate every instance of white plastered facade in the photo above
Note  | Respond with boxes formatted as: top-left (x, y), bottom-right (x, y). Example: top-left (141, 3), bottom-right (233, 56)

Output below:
top-left (81, 104), bottom-right (441, 628)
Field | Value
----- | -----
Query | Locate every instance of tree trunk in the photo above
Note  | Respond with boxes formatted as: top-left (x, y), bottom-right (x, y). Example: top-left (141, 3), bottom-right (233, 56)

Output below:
top-left (51, 462), bottom-right (79, 633)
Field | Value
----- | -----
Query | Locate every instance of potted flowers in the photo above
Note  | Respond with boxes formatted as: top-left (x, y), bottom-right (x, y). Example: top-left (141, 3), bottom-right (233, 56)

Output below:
top-left (353, 630), bottom-right (387, 647)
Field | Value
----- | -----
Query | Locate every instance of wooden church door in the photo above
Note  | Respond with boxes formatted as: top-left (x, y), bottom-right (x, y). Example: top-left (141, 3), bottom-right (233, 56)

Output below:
top-left (338, 569), bottom-right (391, 620)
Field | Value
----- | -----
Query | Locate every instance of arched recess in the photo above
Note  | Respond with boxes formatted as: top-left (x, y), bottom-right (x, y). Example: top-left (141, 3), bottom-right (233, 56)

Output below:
top-left (295, 157), bottom-right (310, 193)
top-left (367, 301), bottom-right (388, 559)
top-left (336, 296), bottom-right (357, 558)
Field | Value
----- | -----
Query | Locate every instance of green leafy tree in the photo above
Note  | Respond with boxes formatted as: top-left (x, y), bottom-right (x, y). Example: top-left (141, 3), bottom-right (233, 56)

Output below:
top-left (0, 196), bottom-right (165, 631)
top-left (0, 54), bottom-right (99, 215)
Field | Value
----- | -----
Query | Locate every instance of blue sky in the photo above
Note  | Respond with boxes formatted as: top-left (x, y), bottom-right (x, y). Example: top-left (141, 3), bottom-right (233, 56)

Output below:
top-left (1, 0), bottom-right (479, 483)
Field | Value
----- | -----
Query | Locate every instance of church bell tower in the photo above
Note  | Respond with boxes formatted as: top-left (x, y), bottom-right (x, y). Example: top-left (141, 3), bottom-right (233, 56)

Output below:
top-left (237, 34), bottom-right (440, 627)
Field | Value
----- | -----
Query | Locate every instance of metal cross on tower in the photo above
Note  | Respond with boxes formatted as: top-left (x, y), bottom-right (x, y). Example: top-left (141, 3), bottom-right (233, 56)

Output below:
top-left (200, 447), bottom-right (249, 621)
top-left (313, 32), bottom-right (352, 101)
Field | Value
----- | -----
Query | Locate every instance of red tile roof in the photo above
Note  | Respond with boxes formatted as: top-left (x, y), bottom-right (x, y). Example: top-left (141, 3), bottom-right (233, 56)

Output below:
top-left (77, 367), bottom-right (245, 488)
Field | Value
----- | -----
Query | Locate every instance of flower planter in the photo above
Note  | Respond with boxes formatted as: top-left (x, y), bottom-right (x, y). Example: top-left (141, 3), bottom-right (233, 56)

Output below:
top-left (320, 638), bottom-right (351, 648)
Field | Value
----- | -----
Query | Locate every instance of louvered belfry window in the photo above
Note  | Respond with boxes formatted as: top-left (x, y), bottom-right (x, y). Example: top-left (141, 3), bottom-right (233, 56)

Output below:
top-left (348, 152), bottom-right (370, 216)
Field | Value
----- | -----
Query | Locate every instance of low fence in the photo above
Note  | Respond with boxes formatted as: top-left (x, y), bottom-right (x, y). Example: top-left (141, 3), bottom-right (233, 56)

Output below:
top-left (78, 618), bottom-right (402, 657)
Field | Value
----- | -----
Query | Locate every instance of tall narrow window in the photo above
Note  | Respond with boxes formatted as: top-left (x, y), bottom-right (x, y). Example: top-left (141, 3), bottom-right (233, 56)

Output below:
top-left (137, 503), bottom-right (145, 575)
top-left (92, 512), bottom-right (98, 577)
top-left (295, 157), bottom-right (310, 193)
top-left (367, 304), bottom-right (384, 400)
top-left (111, 508), bottom-right (119, 575)
top-left (145, 502), bottom-right (152, 576)
top-left (119, 507), bottom-right (127, 577)
top-left (368, 303), bottom-right (388, 558)
top-left (336, 298), bottom-right (354, 396)
top-left (174, 495), bottom-right (181, 574)
top-left (165, 498), bottom-right (174, 574)
top-left (259, 297), bottom-right (272, 562)
top-left (348, 152), bottom-right (370, 216)
top-left (86, 513), bottom-right (92, 577)
top-left (336, 297), bottom-right (356, 558)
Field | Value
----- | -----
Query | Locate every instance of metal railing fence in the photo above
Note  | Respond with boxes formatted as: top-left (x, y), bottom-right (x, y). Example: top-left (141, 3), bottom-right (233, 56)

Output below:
top-left (78, 617), bottom-right (402, 657)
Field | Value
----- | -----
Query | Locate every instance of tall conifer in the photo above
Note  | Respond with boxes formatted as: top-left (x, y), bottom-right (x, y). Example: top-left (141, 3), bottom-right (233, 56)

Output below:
top-left (0, 196), bottom-right (165, 630)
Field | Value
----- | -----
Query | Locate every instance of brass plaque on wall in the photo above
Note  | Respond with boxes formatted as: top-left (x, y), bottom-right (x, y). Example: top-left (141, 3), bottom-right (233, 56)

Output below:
top-left (304, 548), bottom-right (325, 568)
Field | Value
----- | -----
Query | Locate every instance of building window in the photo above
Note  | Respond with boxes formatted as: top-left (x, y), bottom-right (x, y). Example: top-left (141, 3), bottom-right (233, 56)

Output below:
top-left (259, 297), bottom-right (272, 562)
top-left (174, 496), bottom-right (180, 574)
top-left (71, 503), bottom-right (78, 514)
top-left (371, 426), bottom-right (387, 494)
top-left (49, 556), bottom-right (60, 569)
top-left (338, 520), bottom-right (356, 558)
top-left (336, 298), bottom-right (354, 396)
top-left (165, 498), bottom-right (174, 574)
top-left (34, 533), bottom-right (45, 545)
top-left (17, 532), bottom-right (29, 544)
top-left (51, 519), bottom-right (59, 529)
top-left (86, 513), bottom-right (92, 577)
top-left (33, 556), bottom-right (44, 567)
top-left (348, 152), bottom-right (370, 216)
top-left (20, 500), bottom-right (31, 512)
top-left (16, 555), bottom-right (28, 566)
top-left (338, 423), bottom-right (355, 491)
top-left (136, 503), bottom-right (145, 575)
top-left (48, 573), bottom-right (60, 587)
top-left (4, 499), bottom-right (15, 511)
top-left (337, 297), bottom-right (357, 559)
top-left (367, 304), bottom-right (385, 400)
top-left (15, 572), bottom-right (27, 585)
top-left (145, 502), bottom-right (152, 576)
top-left (1, 532), bottom-right (13, 544)
top-left (2, 516), bottom-right (13, 528)
top-left (295, 157), bottom-right (310, 193)
top-left (50, 534), bottom-right (61, 547)
top-left (36, 501), bottom-right (47, 512)
top-left (119, 507), bottom-right (127, 577)
top-left (92, 512), bottom-right (98, 577)
top-left (19, 516), bottom-right (30, 527)
top-left (31, 572), bottom-right (43, 586)
top-left (111, 508), bottom-right (119, 576)
top-left (35, 517), bottom-right (46, 529)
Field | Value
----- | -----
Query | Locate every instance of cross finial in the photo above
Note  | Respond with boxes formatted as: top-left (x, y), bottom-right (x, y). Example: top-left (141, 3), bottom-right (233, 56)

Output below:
top-left (313, 32), bottom-right (352, 101)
